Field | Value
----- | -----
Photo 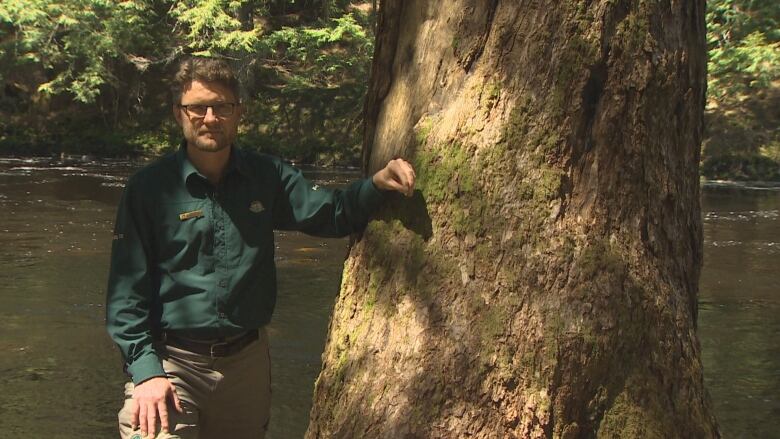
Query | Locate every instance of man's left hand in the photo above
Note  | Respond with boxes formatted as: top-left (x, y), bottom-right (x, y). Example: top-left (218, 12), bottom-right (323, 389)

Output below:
top-left (373, 158), bottom-right (416, 197)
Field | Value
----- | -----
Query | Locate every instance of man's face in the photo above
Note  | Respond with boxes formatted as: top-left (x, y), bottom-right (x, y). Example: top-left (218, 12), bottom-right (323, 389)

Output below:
top-left (173, 80), bottom-right (242, 153)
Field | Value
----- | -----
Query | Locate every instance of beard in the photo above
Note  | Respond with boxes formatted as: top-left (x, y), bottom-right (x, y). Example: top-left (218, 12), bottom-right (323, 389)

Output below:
top-left (191, 131), bottom-right (231, 152)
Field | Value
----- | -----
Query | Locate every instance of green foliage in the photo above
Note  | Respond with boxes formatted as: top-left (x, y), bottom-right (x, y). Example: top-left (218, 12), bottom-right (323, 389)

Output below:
top-left (237, 11), bottom-right (373, 163)
top-left (0, 0), bottom-right (375, 162)
top-left (707, 0), bottom-right (780, 100)
top-left (4, 0), bottom-right (773, 170)
top-left (704, 1), bottom-right (780, 181)
top-left (260, 14), bottom-right (372, 89)
top-left (0, 0), bottom-right (163, 103)
top-left (171, 0), bottom-right (259, 56)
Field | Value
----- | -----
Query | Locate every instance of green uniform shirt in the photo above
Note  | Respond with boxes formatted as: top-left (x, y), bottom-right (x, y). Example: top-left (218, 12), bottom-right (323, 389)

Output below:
top-left (106, 145), bottom-right (383, 384)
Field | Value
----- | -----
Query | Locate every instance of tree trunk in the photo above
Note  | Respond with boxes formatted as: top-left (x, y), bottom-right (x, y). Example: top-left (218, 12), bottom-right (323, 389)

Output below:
top-left (321, 0), bottom-right (330, 20)
top-left (308, 1), bottom-right (719, 438)
top-left (371, 0), bottom-right (378, 33)
top-left (238, 1), bottom-right (254, 31)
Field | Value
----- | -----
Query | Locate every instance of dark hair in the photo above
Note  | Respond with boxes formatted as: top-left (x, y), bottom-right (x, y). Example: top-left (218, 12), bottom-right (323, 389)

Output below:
top-left (171, 56), bottom-right (241, 104)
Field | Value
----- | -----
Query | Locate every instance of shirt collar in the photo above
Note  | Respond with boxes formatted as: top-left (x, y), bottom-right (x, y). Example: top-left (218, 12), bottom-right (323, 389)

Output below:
top-left (176, 140), bottom-right (247, 186)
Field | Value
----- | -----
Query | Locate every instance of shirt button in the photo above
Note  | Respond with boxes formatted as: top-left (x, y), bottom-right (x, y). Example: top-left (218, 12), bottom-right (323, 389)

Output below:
top-left (218, 279), bottom-right (228, 288)
top-left (218, 312), bottom-right (227, 319)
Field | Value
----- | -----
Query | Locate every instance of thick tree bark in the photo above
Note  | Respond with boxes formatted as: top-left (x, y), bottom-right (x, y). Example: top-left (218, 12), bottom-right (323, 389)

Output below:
top-left (308, 1), bottom-right (719, 438)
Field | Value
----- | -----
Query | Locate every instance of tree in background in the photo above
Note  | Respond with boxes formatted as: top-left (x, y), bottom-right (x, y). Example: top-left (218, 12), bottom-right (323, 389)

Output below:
top-left (1, 1), bottom-right (777, 174)
top-left (0, 0), bottom-right (374, 162)
top-left (0, 0), bottom-right (170, 151)
top-left (703, 0), bottom-right (780, 180)
top-left (707, 0), bottom-right (779, 99)
top-left (308, 1), bottom-right (719, 437)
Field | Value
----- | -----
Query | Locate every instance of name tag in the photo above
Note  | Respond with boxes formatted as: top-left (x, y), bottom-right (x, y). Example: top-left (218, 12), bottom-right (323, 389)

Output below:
top-left (179, 210), bottom-right (204, 221)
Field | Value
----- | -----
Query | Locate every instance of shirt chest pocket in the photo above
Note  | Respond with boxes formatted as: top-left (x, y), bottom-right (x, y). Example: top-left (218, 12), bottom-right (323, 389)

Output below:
top-left (224, 197), bottom-right (273, 249)
top-left (154, 200), bottom-right (212, 267)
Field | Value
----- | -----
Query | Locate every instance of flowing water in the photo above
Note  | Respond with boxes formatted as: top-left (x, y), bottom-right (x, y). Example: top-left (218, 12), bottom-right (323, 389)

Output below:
top-left (700, 183), bottom-right (780, 439)
top-left (0, 157), bottom-right (777, 438)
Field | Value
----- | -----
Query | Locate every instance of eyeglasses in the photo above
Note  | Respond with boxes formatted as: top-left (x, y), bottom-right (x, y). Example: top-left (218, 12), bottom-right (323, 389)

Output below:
top-left (179, 103), bottom-right (238, 118)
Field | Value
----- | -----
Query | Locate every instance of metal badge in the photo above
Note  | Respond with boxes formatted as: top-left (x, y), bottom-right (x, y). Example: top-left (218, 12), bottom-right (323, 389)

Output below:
top-left (179, 209), bottom-right (204, 221)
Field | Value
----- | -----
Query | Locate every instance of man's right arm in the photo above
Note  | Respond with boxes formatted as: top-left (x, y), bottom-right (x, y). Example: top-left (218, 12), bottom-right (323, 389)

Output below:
top-left (105, 176), bottom-right (166, 385)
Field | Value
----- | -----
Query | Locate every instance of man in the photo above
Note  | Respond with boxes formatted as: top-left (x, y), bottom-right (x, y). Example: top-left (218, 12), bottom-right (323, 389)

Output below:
top-left (106, 56), bottom-right (415, 439)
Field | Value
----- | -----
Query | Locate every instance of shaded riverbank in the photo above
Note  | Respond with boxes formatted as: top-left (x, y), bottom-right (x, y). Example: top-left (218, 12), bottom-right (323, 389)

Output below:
top-left (702, 85), bottom-right (780, 182)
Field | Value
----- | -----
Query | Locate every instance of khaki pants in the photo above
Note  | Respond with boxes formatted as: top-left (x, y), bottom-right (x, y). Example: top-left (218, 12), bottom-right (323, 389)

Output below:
top-left (118, 329), bottom-right (271, 439)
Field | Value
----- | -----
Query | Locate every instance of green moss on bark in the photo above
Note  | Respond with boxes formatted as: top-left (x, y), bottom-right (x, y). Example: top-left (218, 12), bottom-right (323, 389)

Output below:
top-left (361, 219), bottom-right (430, 316)
top-left (578, 239), bottom-right (624, 278)
top-left (597, 376), bottom-right (668, 439)
top-left (613, 9), bottom-right (651, 53)
top-left (415, 142), bottom-right (475, 204)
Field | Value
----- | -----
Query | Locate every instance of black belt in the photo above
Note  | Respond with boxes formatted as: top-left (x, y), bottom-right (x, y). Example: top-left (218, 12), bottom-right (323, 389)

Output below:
top-left (162, 330), bottom-right (259, 358)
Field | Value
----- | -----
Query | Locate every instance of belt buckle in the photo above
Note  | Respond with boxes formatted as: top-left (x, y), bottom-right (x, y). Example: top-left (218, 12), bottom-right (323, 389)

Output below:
top-left (210, 341), bottom-right (229, 358)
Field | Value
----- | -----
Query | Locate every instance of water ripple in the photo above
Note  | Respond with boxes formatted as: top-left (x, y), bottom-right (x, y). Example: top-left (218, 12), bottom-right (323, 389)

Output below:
top-left (709, 240), bottom-right (742, 247)
top-left (11, 166), bottom-right (88, 172)
top-left (703, 180), bottom-right (780, 191)
top-left (704, 210), bottom-right (779, 222)
top-left (100, 182), bottom-right (125, 188)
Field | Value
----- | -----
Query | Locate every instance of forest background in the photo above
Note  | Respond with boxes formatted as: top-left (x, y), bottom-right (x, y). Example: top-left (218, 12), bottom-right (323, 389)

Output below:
top-left (0, 0), bottom-right (778, 180)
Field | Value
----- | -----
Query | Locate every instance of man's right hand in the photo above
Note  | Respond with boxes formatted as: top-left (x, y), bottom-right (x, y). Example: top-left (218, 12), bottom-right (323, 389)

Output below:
top-left (130, 376), bottom-right (184, 438)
